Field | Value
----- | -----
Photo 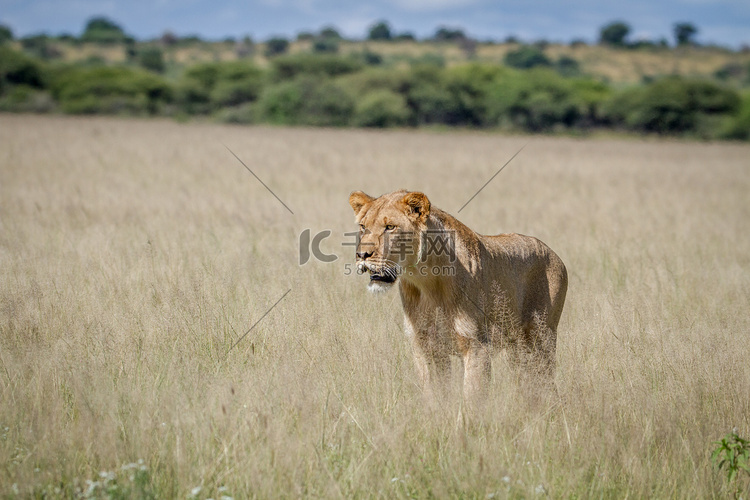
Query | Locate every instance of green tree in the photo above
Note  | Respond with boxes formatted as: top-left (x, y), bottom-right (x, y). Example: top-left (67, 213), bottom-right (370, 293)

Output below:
top-left (556, 55), bottom-right (581, 77)
top-left (605, 77), bottom-right (739, 135)
top-left (354, 89), bottom-right (410, 127)
top-left (485, 69), bottom-right (587, 131)
top-left (319, 26), bottom-right (342, 40)
top-left (503, 45), bottom-right (552, 69)
top-left (81, 16), bottom-right (128, 44)
top-left (599, 21), bottom-right (631, 47)
top-left (139, 47), bottom-right (165, 73)
top-left (313, 37), bottom-right (339, 53)
top-left (720, 92), bottom-right (750, 140)
top-left (674, 22), bottom-right (698, 46)
top-left (0, 24), bottom-right (13, 44)
top-left (368, 21), bottom-right (392, 41)
top-left (270, 53), bottom-right (363, 81)
top-left (20, 34), bottom-right (61, 60)
top-left (264, 37), bottom-right (289, 58)
top-left (0, 46), bottom-right (45, 91)
top-left (51, 66), bottom-right (171, 115)
top-left (258, 76), bottom-right (354, 126)
top-left (433, 27), bottom-right (466, 42)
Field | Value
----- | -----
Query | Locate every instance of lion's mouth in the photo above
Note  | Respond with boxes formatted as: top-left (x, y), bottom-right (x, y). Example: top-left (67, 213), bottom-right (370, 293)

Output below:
top-left (358, 261), bottom-right (398, 284)
top-left (369, 271), bottom-right (397, 284)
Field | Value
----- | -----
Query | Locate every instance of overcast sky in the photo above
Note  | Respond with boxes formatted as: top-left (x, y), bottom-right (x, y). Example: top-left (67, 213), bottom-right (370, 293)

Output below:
top-left (1, 0), bottom-right (748, 47)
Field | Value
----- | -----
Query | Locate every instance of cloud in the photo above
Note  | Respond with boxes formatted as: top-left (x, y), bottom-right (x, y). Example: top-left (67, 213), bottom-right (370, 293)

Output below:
top-left (385, 0), bottom-right (487, 13)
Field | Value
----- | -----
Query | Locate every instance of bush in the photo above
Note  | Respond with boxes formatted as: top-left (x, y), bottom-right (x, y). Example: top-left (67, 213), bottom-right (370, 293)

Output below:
top-left (485, 69), bottom-right (585, 131)
top-left (354, 89), bottom-right (410, 127)
top-left (503, 45), bottom-right (552, 69)
top-left (405, 65), bottom-right (458, 125)
top-left (264, 37), bottom-right (289, 58)
top-left (139, 47), bottom-right (165, 73)
top-left (606, 77), bottom-right (740, 135)
top-left (720, 93), bottom-right (750, 140)
top-left (556, 56), bottom-right (581, 77)
top-left (258, 76), bottom-right (354, 126)
top-left (51, 66), bottom-right (171, 115)
top-left (368, 21), bottom-right (392, 41)
top-left (175, 61), bottom-right (264, 113)
top-left (0, 24), bottom-right (13, 44)
top-left (0, 47), bottom-right (45, 91)
top-left (216, 103), bottom-right (257, 124)
top-left (271, 53), bottom-right (364, 82)
top-left (20, 35), bottom-right (62, 60)
top-left (599, 21), bottom-right (631, 46)
top-left (81, 16), bottom-right (129, 44)
top-left (312, 37), bottom-right (339, 54)
top-left (210, 62), bottom-right (264, 107)
top-left (445, 64), bottom-right (509, 126)
top-left (337, 67), bottom-right (412, 97)
top-left (0, 85), bottom-right (55, 112)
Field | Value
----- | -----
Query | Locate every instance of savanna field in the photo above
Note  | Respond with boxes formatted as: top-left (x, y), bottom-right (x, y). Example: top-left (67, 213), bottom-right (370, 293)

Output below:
top-left (1, 114), bottom-right (749, 498)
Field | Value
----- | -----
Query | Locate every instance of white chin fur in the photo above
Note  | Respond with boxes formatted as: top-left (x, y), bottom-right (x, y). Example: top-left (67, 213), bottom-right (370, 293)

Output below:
top-left (367, 280), bottom-right (395, 294)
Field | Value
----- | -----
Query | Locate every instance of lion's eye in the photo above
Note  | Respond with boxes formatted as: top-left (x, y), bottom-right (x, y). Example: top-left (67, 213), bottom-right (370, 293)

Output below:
top-left (359, 224), bottom-right (366, 231)
top-left (384, 224), bottom-right (396, 231)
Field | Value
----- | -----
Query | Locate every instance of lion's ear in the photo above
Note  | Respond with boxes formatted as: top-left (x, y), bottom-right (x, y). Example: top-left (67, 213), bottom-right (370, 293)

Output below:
top-left (402, 192), bottom-right (430, 223)
top-left (349, 191), bottom-right (375, 216)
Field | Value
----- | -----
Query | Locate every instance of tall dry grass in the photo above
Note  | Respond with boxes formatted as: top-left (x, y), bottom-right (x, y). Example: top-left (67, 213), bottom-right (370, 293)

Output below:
top-left (1, 114), bottom-right (749, 498)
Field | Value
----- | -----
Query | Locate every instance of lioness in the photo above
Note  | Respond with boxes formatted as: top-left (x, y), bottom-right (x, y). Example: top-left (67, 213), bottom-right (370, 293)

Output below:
top-left (349, 190), bottom-right (567, 402)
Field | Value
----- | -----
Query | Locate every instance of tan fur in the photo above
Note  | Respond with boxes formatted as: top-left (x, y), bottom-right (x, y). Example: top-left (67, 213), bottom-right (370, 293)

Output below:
top-left (349, 190), bottom-right (568, 403)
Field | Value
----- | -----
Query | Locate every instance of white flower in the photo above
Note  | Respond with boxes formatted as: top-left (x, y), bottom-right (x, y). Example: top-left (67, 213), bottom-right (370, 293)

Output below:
top-left (190, 486), bottom-right (202, 496)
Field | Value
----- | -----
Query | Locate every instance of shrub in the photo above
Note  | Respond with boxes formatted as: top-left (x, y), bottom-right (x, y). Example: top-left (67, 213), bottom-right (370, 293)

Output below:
top-left (312, 37), bottom-right (339, 54)
top-left (258, 76), bottom-right (354, 126)
top-left (485, 69), bottom-right (584, 131)
top-left (216, 103), bottom-right (257, 124)
top-left (556, 56), bottom-right (581, 77)
top-left (51, 66), bottom-right (171, 115)
top-left (0, 24), bottom-right (13, 44)
top-left (139, 47), bottom-right (165, 73)
top-left (20, 35), bottom-right (62, 60)
top-left (503, 45), bottom-right (552, 69)
top-left (720, 92), bottom-right (750, 140)
top-left (271, 53), bottom-right (364, 81)
top-left (264, 37), bottom-right (289, 58)
top-left (368, 21), bottom-right (392, 41)
top-left (175, 61), bottom-right (264, 113)
top-left (353, 89), bottom-right (410, 127)
top-left (337, 67), bottom-right (412, 97)
top-left (605, 77), bottom-right (740, 135)
top-left (445, 63), bottom-right (509, 126)
top-left (209, 62), bottom-right (264, 107)
top-left (0, 85), bottom-right (55, 112)
top-left (0, 47), bottom-right (45, 91)
top-left (599, 21), bottom-right (631, 46)
top-left (81, 16), bottom-right (129, 44)
top-left (405, 65), bottom-right (458, 125)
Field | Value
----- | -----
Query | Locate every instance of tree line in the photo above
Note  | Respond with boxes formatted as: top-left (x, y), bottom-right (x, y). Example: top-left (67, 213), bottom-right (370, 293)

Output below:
top-left (1, 17), bottom-right (749, 140)
top-left (0, 17), bottom-right (718, 50)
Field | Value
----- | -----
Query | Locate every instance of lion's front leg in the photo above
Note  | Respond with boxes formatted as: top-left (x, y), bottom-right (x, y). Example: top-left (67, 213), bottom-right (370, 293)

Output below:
top-left (411, 341), bottom-right (451, 400)
top-left (462, 343), bottom-right (491, 407)
top-left (406, 316), bottom-right (451, 400)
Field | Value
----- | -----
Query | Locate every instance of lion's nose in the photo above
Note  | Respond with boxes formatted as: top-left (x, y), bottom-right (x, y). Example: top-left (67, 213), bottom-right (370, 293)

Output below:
top-left (356, 250), bottom-right (373, 260)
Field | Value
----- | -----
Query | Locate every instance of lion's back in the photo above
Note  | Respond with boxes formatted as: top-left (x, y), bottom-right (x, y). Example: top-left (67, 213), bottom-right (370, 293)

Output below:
top-left (480, 232), bottom-right (568, 329)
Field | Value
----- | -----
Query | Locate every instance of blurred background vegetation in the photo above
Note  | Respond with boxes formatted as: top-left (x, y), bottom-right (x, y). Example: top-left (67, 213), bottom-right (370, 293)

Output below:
top-left (1, 16), bottom-right (749, 139)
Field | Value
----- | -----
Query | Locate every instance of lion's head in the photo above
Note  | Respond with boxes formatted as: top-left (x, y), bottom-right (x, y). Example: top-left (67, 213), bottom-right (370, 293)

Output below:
top-left (349, 190), bottom-right (431, 292)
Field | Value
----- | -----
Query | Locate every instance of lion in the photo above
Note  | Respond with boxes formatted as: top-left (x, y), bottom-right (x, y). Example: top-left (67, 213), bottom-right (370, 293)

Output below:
top-left (349, 189), bottom-right (567, 403)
